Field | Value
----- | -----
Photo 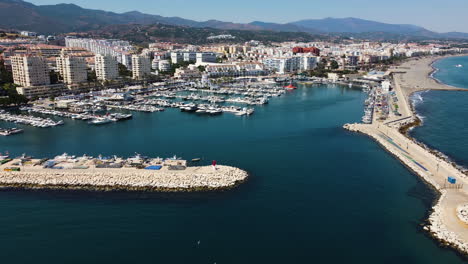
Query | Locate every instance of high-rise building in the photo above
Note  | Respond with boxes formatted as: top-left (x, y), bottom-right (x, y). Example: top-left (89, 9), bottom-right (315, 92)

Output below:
top-left (11, 55), bottom-right (50, 87)
top-left (56, 55), bottom-right (88, 84)
top-left (95, 54), bottom-right (119, 81)
top-left (132, 55), bottom-right (151, 80)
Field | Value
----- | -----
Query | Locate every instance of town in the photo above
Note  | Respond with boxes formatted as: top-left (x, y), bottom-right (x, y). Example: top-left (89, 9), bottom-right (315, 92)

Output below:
top-left (1, 30), bottom-right (467, 131)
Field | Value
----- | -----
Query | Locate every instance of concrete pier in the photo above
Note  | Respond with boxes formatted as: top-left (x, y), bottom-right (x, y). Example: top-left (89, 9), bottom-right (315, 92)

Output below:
top-left (346, 55), bottom-right (468, 255)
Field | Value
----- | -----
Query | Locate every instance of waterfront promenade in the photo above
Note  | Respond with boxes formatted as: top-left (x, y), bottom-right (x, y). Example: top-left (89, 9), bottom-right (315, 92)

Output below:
top-left (346, 55), bottom-right (468, 254)
top-left (0, 161), bottom-right (248, 191)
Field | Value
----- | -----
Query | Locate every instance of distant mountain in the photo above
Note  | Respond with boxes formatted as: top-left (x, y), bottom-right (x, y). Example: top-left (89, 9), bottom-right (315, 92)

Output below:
top-left (291, 17), bottom-right (430, 34)
top-left (0, 0), bottom-right (263, 34)
top-left (0, 0), bottom-right (467, 40)
top-left (248, 21), bottom-right (321, 34)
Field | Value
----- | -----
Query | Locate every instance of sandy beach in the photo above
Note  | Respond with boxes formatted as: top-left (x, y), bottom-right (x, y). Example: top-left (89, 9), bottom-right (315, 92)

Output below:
top-left (346, 54), bottom-right (468, 255)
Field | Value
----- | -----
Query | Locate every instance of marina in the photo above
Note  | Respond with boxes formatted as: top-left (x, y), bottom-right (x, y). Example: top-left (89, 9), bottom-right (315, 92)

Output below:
top-left (0, 110), bottom-right (64, 128)
top-left (1, 82), bottom-right (465, 263)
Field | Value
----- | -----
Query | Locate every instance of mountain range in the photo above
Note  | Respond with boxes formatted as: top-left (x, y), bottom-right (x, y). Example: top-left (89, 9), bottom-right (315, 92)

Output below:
top-left (1, 0), bottom-right (468, 40)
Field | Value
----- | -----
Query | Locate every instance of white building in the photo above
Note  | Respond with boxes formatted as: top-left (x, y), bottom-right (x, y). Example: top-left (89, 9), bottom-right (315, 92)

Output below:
top-left (158, 60), bottom-right (171, 72)
top-left (95, 54), bottom-right (119, 81)
top-left (56, 55), bottom-right (88, 84)
top-left (196, 52), bottom-right (217, 64)
top-left (65, 37), bottom-right (135, 67)
top-left (131, 55), bottom-right (151, 80)
top-left (174, 65), bottom-right (201, 79)
top-left (20, 31), bottom-right (37, 37)
top-left (11, 55), bottom-right (50, 87)
top-left (263, 55), bottom-right (318, 74)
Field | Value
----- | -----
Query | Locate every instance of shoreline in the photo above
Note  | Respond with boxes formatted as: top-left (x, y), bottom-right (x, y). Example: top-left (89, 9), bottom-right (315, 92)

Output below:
top-left (428, 54), bottom-right (468, 89)
top-left (345, 54), bottom-right (468, 257)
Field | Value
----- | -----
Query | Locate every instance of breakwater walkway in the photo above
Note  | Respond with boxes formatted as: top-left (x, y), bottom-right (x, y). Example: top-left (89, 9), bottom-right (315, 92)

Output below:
top-left (346, 55), bottom-right (468, 256)
top-left (0, 160), bottom-right (248, 191)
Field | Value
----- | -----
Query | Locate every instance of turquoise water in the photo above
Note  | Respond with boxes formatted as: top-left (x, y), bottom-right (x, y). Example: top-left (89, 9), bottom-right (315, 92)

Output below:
top-left (0, 84), bottom-right (465, 263)
top-left (412, 56), bottom-right (468, 168)
top-left (432, 56), bottom-right (468, 89)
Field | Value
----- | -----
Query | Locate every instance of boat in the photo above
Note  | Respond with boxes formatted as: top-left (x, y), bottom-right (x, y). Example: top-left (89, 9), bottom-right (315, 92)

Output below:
top-left (0, 128), bottom-right (24, 136)
top-left (455, 64), bottom-right (463, 68)
top-left (88, 117), bottom-right (113, 125)
top-left (191, 158), bottom-right (201, 162)
top-left (284, 84), bottom-right (297, 90)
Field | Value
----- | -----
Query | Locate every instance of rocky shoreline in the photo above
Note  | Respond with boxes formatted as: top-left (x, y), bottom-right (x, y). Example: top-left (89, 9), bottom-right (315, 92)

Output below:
top-left (342, 55), bottom-right (468, 258)
top-left (344, 123), bottom-right (468, 257)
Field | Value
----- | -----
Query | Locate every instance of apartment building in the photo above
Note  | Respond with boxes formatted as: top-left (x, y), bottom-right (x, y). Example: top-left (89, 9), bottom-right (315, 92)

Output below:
top-left (11, 55), bottom-right (50, 87)
top-left (95, 54), bottom-right (119, 81)
top-left (131, 55), bottom-right (151, 80)
top-left (56, 55), bottom-right (88, 84)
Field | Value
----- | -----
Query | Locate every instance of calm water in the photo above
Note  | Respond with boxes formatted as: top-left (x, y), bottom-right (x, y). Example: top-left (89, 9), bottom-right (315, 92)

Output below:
top-left (411, 56), bottom-right (468, 168)
top-left (0, 84), bottom-right (464, 263)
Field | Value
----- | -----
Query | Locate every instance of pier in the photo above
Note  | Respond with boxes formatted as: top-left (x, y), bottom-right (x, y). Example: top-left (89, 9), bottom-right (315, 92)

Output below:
top-left (345, 55), bottom-right (468, 255)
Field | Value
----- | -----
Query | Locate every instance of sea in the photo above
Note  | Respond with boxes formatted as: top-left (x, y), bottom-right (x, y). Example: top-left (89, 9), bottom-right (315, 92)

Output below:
top-left (411, 56), bottom-right (468, 169)
top-left (0, 79), bottom-right (466, 262)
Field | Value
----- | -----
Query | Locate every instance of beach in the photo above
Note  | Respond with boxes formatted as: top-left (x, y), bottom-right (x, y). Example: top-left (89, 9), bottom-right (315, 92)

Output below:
top-left (346, 55), bottom-right (468, 255)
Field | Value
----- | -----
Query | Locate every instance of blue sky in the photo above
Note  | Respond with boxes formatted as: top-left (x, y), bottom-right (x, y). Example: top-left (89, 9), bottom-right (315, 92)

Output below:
top-left (29, 0), bottom-right (468, 33)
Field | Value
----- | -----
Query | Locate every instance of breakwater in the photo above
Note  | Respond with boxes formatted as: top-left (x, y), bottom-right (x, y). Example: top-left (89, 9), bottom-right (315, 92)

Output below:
top-left (0, 163), bottom-right (248, 192)
top-left (344, 55), bottom-right (468, 257)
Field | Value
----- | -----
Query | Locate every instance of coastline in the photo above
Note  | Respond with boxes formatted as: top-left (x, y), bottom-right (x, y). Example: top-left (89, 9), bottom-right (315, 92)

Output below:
top-left (345, 54), bottom-right (468, 257)
top-left (428, 54), bottom-right (468, 89)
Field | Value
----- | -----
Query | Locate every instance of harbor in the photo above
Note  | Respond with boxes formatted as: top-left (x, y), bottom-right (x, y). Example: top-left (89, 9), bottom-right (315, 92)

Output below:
top-left (0, 153), bottom-right (248, 191)
top-left (0, 81), bottom-right (298, 128)
top-left (345, 55), bottom-right (468, 255)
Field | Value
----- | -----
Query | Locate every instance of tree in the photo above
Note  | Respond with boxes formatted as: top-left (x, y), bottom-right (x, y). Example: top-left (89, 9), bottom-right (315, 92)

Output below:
top-left (197, 65), bottom-right (206, 72)
top-left (49, 70), bottom-right (61, 84)
top-left (330, 60), bottom-right (339, 70)
top-left (0, 83), bottom-right (28, 106)
top-left (0, 59), bottom-right (13, 85)
top-left (87, 69), bottom-right (97, 83)
top-left (118, 63), bottom-right (132, 77)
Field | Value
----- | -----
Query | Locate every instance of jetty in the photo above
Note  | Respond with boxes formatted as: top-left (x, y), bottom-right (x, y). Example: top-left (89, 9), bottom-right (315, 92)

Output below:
top-left (345, 55), bottom-right (468, 255)
top-left (0, 154), bottom-right (248, 192)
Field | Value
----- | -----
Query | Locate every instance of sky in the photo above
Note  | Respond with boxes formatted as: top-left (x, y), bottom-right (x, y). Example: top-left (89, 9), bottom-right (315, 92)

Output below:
top-left (28, 0), bottom-right (468, 33)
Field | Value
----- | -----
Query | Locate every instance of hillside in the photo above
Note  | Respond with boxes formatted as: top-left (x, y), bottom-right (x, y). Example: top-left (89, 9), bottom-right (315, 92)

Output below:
top-left (0, 0), bottom-right (467, 41)
top-left (78, 24), bottom-right (323, 45)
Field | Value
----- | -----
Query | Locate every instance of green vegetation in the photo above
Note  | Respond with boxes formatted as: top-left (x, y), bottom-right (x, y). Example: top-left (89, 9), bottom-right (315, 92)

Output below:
top-left (0, 60), bottom-right (28, 106)
top-left (85, 24), bottom-right (322, 45)
top-left (87, 69), bottom-right (97, 82)
top-left (49, 70), bottom-right (61, 84)
top-left (0, 83), bottom-right (28, 106)
top-left (0, 59), bottom-right (13, 85)
top-left (118, 63), bottom-right (132, 78)
top-left (330, 60), bottom-right (339, 70)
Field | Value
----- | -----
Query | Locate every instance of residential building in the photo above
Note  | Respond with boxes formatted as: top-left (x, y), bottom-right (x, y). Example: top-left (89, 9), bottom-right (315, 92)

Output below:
top-left (174, 65), bottom-right (201, 79)
top-left (11, 55), bottom-right (50, 87)
top-left (95, 54), bottom-right (119, 81)
top-left (196, 52), bottom-right (217, 64)
top-left (158, 60), bottom-right (171, 72)
top-left (56, 55), bottom-right (88, 84)
top-left (132, 55), bottom-right (151, 80)
top-left (65, 37), bottom-right (135, 67)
